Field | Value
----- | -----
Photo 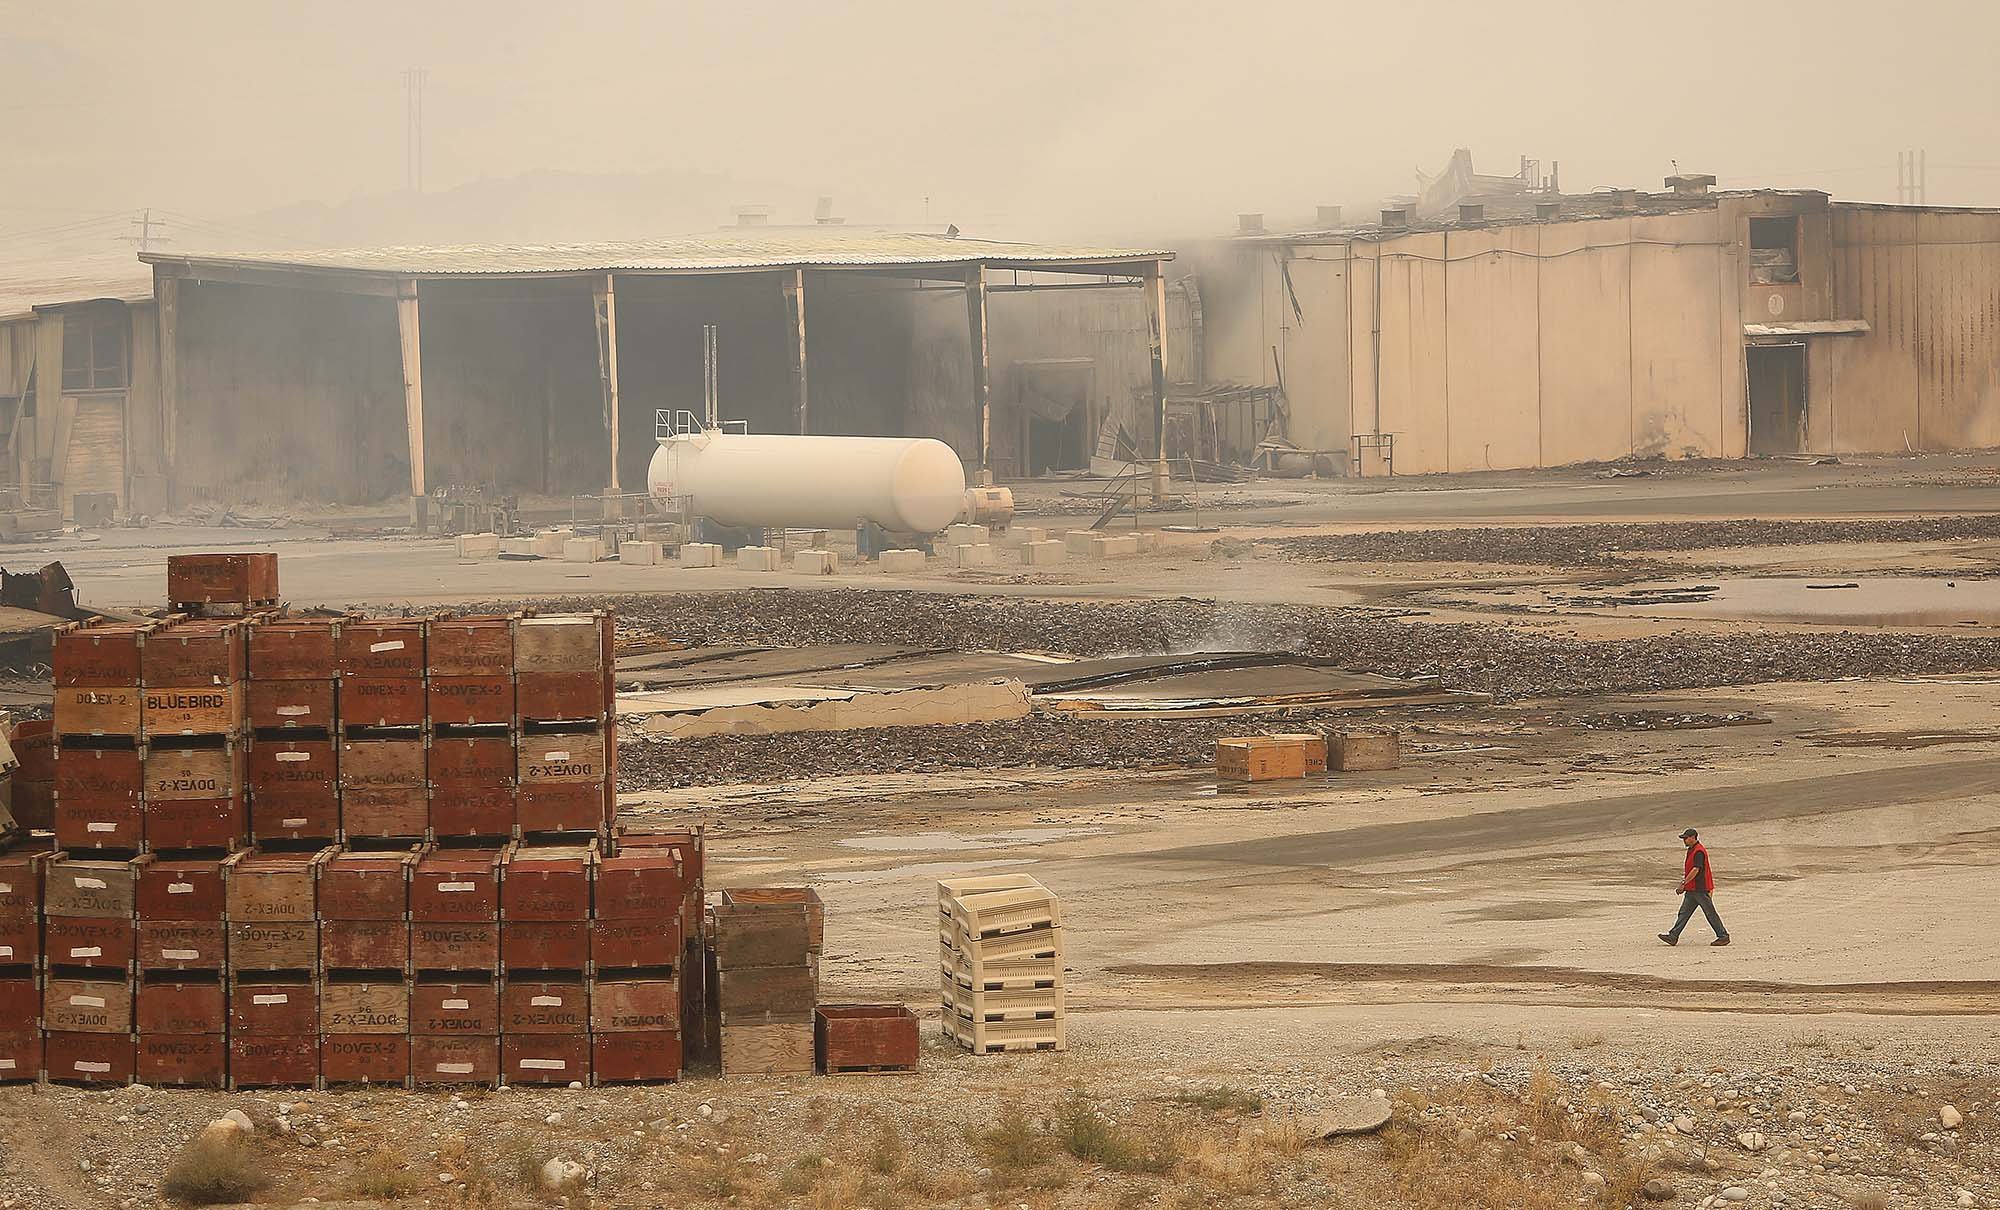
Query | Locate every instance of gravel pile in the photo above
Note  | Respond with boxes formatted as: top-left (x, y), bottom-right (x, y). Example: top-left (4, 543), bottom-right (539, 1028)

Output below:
top-left (1266, 514), bottom-right (2000, 568)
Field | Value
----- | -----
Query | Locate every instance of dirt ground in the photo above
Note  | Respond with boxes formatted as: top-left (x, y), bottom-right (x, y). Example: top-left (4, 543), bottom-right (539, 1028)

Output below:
top-left (1, 454), bottom-right (1996, 1209)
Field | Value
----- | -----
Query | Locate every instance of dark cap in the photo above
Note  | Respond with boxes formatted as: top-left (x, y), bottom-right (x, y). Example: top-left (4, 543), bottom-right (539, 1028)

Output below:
top-left (1679, 828), bottom-right (1699, 839)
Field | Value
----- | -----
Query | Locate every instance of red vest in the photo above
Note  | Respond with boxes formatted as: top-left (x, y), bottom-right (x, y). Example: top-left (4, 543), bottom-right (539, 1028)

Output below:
top-left (1683, 842), bottom-right (1715, 892)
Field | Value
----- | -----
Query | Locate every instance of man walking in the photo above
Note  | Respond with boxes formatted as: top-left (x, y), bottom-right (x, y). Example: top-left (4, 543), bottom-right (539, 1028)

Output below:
top-left (1659, 827), bottom-right (1730, 946)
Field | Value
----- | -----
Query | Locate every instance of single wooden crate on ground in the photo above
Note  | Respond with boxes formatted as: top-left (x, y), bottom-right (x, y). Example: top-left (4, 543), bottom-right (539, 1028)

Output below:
top-left (816, 1003), bottom-right (918, 1074)
top-left (1216, 735), bottom-right (1309, 782)
top-left (1330, 730), bottom-right (1401, 771)
top-left (1267, 731), bottom-right (1329, 775)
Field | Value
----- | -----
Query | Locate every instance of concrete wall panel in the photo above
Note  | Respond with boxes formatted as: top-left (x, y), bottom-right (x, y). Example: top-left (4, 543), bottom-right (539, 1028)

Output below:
top-left (1826, 208), bottom-right (1923, 452)
top-left (1374, 232), bottom-right (1450, 474)
top-left (1278, 252), bottom-right (1353, 452)
top-left (1629, 212), bottom-right (1729, 459)
top-left (1537, 218), bottom-right (1634, 464)
top-left (1444, 226), bottom-right (1540, 471)
top-left (1916, 211), bottom-right (2000, 449)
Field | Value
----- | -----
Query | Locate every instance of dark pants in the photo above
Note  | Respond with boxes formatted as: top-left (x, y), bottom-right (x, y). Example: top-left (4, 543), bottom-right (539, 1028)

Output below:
top-left (1668, 890), bottom-right (1728, 941)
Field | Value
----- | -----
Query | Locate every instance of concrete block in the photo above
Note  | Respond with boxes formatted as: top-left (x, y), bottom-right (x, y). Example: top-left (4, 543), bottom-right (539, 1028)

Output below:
top-left (945, 523), bottom-right (990, 547)
top-left (618, 540), bottom-right (663, 566)
top-left (1002, 526), bottom-right (1047, 548)
top-left (455, 532), bottom-right (500, 561)
top-left (1133, 530), bottom-right (1162, 553)
top-left (736, 545), bottom-right (780, 572)
top-left (1063, 530), bottom-right (1098, 556)
top-left (499, 537), bottom-right (539, 558)
top-left (948, 543), bottom-right (994, 568)
top-left (562, 537), bottom-right (604, 563)
top-left (793, 549), bottom-right (839, 575)
top-left (1020, 540), bottom-right (1066, 566)
top-left (531, 529), bottom-right (573, 558)
top-left (679, 542), bottom-right (721, 568)
top-left (1088, 534), bottom-right (1140, 558)
top-left (878, 548), bottom-right (926, 574)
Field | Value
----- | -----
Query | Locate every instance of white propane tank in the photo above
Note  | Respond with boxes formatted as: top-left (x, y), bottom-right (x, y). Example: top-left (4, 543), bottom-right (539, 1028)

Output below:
top-left (648, 431), bottom-right (967, 534)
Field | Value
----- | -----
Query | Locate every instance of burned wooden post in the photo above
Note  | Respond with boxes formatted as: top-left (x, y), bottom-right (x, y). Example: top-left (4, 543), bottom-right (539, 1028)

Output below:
top-left (592, 274), bottom-right (622, 502)
top-left (394, 279), bottom-right (427, 528)
top-left (1143, 263), bottom-right (1170, 504)
top-left (965, 263), bottom-right (991, 483)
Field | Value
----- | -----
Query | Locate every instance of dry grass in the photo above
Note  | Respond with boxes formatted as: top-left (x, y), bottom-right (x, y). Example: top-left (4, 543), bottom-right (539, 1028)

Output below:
top-left (345, 1146), bottom-right (423, 1200)
top-left (1173, 1085), bottom-right (1265, 1115)
top-left (1847, 1193), bottom-right (1890, 1210)
top-left (1052, 1090), bottom-right (1173, 1174)
top-left (160, 1136), bottom-right (269, 1206)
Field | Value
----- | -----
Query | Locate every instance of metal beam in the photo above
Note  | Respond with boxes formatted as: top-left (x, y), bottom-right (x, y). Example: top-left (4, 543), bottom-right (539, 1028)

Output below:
top-left (966, 264), bottom-right (991, 481)
top-left (783, 268), bottom-right (808, 433)
top-left (148, 259), bottom-right (401, 297)
top-left (1144, 265), bottom-right (1170, 504)
top-left (155, 273), bottom-right (180, 503)
top-left (395, 279), bottom-right (427, 522)
top-left (592, 274), bottom-right (621, 493)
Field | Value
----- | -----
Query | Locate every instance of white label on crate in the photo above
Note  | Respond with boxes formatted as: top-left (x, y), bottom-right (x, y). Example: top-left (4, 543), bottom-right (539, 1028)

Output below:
top-left (253, 993), bottom-right (289, 1005)
top-left (87, 823), bottom-right (117, 833)
top-left (0, 1059), bottom-right (14, 1070)
top-left (439, 881), bottom-right (475, 892)
top-left (543, 750), bottom-right (571, 762)
top-left (442, 998), bottom-right (470, 1010)
top-left (530, 995), bottom-right (563, 1007)
top-left (519, 1058), bottom-right (567, 1071)
top-left (168, 882), bottom-right (195, 894)
top-left (69, 995), bottom-right (106, 1008)
top-left (276, 706), bottom-right (311, 717)
top-left (370, 640), bottom-right (405, 653)
top-left (437, 1062), bottom-right (475, 1074)
top-left (0, 946), bottom-right (11, 959)
top-left (163, 948), bottom-right (199, 960)
top-left (281, 818), bottom-right (308, 828)
top-left (75, 1062), bottom-right (110, 1074)
top-left (0, 882), bottom-right (12, 894)
top-left (276, 750), bottom-right (311, 762)
top-left (74, 877), bottom-right (107, 889)
top-left (69, 946), bottom-right (103, 958)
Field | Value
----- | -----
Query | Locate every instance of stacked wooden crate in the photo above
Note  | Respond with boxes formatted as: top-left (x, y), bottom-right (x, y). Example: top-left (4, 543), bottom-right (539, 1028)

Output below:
top-left (590, 838), bottom-right (693, 1082)
top-left (135, 853), bottom-right (228, 1085)
top-left (409, 846), bottom-right (504, 1087)
top-left (246, 618), bottom-right (341, 844)
top-left (426, 616), bottom-right (518, 841)
top-left (938, 875), bottom-right (1065, 1055)
top-left (0, 844), bottom-right (48, 1081)
top-left (317, 849), bottom-right (415, 1086)
top-left (43, 853), bottom-right (140, 1083)
top-left (497, 843), bottom-right (593, 1086)
top-left (710, 889), bottom-right (818, 1075)
top-left (9, 720), bottom-right (54, 831)
top-left (338, 619), bottom-right (429, 844)
top-left (513, 614), bottom-right (615, 838)
top-left (223, 848), bottom-right (328, 1089)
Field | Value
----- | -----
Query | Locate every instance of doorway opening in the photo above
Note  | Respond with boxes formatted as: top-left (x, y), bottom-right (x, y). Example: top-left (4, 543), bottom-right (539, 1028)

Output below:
top-left (1746, 343), bottom-right (1807, 455)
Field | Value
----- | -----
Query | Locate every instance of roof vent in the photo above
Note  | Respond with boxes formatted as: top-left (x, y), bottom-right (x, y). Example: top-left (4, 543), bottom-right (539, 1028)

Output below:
top-left (732, 205), bottom-right (772, 227)
top-left (1380, 207), bottom-right (1409, 229)
top-left (1458, 202), bottom-right (1486, 225)
top-left (1316, 204), bottom-right (1343, 228)
top-left (1666, 173), bottom-right (1716, 196)
top-left (1536, 200), bottom-right (1562, 220)
top-left (1237, 213), bottom-right (1266, 235)
top-left (814, 196), bottom-right (843, 224)
top-left (1610, 189), bottom-right (1638, 212)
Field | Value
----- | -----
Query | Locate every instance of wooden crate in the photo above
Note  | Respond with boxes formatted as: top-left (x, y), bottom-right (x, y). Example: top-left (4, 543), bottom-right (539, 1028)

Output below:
top-left (319, 920), bottom-right (409, 972)
top-left (143, 795), bottom-right (246, 852)
top-left (341, 677), bottom-right (427, 728)
top-left (11, 719), bottom-right (56, 779)
top-left (943, 1008), bottom-right (1066, 1055)
top-left (166, 553), bottom-right (278, 611)
top-left (320, 1033), bottom-right (410, 1086)
top-left (45, 974), bottom-right (133, 1032)
top-left (223, 847), bottom-right (331, 921)
top-left (248, 679), bottom-right (336, 732)
top-left (228, 1033), bottom-right (317, 1088)
top-left (502, 975), bottom-right (588, 1033)
top-left (501, 844), bottom-right (594, 920)
top-left (53, 798), bottom-right (142, 852)
top-left (515, 672), bottom-right (608, 724)
top-left (53, 745), bottom-right (143, 811)
top-left (608, 827), bottom-right (702, 882)
top-left (227, 920), bottom-right (318, 972)
top-left (229, 975), bottom-right (317, 1035)
top-left (53, 686), bottom-right (141, 738)
top-left (410, 848), bottom-right (503, 920)
top-left (338, 620), bottom-right (427, 678)
top-left (1330, 731), bottom-right (1401, 772)
top-left (339, 787), bottom-right (429, 841)
top-left (591, 1029), bottom-right (681, 1083)
top-left (136, 855), bottom-right (227, 920)
top-left (46, 856), bottom-right (138, 917)
top-left (320, 979), bottom-right (409, 1033)
top-left (719, 1018), bottom-right (813, 1076)
top-left (0, 971), bottom-right (36, 1025)
top-left (410, 1034), bottom-right (498, 1086)
top-left (248, 618), bottom-right (340, 680)
top-left (141, 620), bottom-right (249, 686)
top-left (501, 920), bottom-right (588, 972)
top-left (136, 976), bottom-right (225, 1034)
top-left (711, 902), bottom-right (812, 970)
top-left (716, 965), bottom-right (815, 1019)
top-left (943, 886), bottom-right (1062, 942)
top-left (248, 737), bottom-right (339, 840)
top-left (427, 676), bottom-right (516, 727)
top-left (502, 1033), bottom-right (589, 1086)
top-left (144, 742), bottom-right (244, 802)
top-left (137, 1032), bottom-right (224, 1087)
top-left (0, 1031), bottom-right (40, 1082)
top-left (720, 887), bottom-right (823, 953)
top-left (428, 736), bottom-right (517, 837)
top-left (411, 979), bottom-right (498, 1036)
top-left (427, 616), bottom-right (517, 677)
top-left (44, 1030), bottom-right (135, 1085)
top-left (45, 914), bottom-right (134, 968)
top-left (338, 738), bottom-right (425, 789)
top-left (138, 920), bottom-right (226, 971)
top-left (318, 850), bottom-right (415, 920)
top-left (412, 919), bottom-right (499, 972)
top-left (595, 850), bottom-right (687, 921)
top-left (53, 620), bottom-right (154, 688)
top-left (815, 1004), bottom-right (918, 1074)
top-left (589, 973), bottom-right (678, 1033)
top-left (141, 684), bottom-right (244, 741)
top-left (0, 911), bottom-right (35, 968)
top-left (1268, 731), bottom-right (1329, 775)
top-left (515, 782), bottom-right (609, 837)
top-left (590, 911), bottom-right (684, 971)
top-left (516, 731), bottom-right (608, 786)
top-left (513, 614), bottom-right (612, 675)
top-left (1216, 736), bottom-right (1309, 782)
top-left (10, 779), bottom-right (53, 833)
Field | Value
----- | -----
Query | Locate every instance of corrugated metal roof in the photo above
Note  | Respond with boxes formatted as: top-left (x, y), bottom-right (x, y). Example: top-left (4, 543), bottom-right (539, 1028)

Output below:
top-left (142, 229), bottom-right (1171, 279)
top-left (0, 252), bottom-right (154, 322)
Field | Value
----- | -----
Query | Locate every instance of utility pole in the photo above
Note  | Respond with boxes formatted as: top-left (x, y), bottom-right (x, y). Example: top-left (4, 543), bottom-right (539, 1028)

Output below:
top-left (402, 67), bottom-right (429, 193)
top-left (123, 208), bottom-right (169, 253)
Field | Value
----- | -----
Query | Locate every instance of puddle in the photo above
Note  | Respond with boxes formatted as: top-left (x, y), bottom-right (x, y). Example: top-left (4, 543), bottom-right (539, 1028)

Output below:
top-left (1451, 576), bottom-right (2000, 627)
top-left (837, 826), bottom-right (1104, 852)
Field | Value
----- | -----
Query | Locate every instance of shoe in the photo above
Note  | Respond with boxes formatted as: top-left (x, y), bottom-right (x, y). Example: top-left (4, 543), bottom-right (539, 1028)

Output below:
top-left (1711, 937), bottom-right (1731, 947)
top-left (1658, 933), bottom-right (1677, 946)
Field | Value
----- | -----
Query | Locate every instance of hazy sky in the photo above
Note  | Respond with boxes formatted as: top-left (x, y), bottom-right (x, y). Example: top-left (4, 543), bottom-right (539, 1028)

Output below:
top-left (5, 0), bottom-right (2000, 247)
